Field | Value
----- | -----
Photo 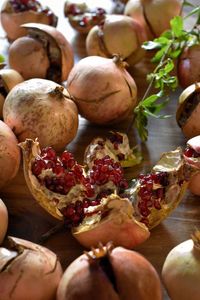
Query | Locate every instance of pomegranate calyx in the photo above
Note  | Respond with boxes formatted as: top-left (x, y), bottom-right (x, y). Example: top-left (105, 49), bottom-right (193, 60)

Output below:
top-left (84, 242), bottom-right (113, 262)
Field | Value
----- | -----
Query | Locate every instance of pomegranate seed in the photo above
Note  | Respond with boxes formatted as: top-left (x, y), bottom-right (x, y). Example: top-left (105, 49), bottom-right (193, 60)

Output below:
top-left (53, 163), bottom-right (65, 175)
top-left (154, 199), bottom-right (162, 210)
top-left (184, 146), bottom-right (199, 158)
top-left (83, 199), bottom-right (90, 208)
top-left (45, 160), bottom-right (55, 169)
top-left (41, 147), bottom-right (57, 161)
top-left (32, 158), bottom-right (46, 176)
top-left (117, 153), bottom-right (125, 161)
top-left (61, 151), bottom-right (76, 169)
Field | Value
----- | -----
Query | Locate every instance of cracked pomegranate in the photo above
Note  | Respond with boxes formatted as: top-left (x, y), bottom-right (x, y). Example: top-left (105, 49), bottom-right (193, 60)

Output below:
top-left (0, 236), bottom-right (63, 300)
top-left (0, 0), bottom-right (58, 41)
top-left (57, 243), bottom-right (162, 300)
top-left (64, 1), bottom-right (106, 34)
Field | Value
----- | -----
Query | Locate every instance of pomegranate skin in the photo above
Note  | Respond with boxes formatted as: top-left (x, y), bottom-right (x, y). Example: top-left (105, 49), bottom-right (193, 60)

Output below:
top-left (0, 236), bottom-right (63, 300)
top-left (67, 56), bottom-right (137, 125)
top-left (3, 79), bottom-right (78, 152)
top-left (0, 199), bottom-right (8, 244)
top-left (177, 44), bottom-right (200, 88)
top-left (0, 120), bottom-right (20, 189)
top-left (57, 245), bottom-right (162, 300)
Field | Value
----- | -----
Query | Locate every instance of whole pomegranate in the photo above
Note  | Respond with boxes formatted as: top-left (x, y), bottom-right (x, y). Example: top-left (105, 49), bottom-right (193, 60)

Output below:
top-left (3, 78), bottom-right (78, 152)
top-left (0, 68), bottom-right (24, 118)
top-left (57, 243), bottom-right (162, 300)
top-left (176, 82), bottom-right (200, 138)
top-left (124, 0), bottom-right (182, 39)
top-left (8, 23), bottom-right (74, 83)
top-left (66, 55), bottom-right (138, 125)
top-left (0, 120), bottom-right (20, 189)
top-left (0, 199), bottom-right (8, 244)
top-left (177, 44), bottom-right (200, 88)
top-left (0, 0), bottom-right (58, 41)
top-left (86, 14), bottom-right (147, 66)
top-left (162, 230), bottom-right (200, 300)
top-left (183, 135), bottom-right (200, 196)
top-left (0, 236), bottom-right (63, 300)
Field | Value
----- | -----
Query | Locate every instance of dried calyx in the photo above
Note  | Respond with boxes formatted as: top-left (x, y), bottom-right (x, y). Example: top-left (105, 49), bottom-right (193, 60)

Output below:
top-left (64, 1), bottom-right (106, 34)
top-left (8, 23), bottom-right (74, 82)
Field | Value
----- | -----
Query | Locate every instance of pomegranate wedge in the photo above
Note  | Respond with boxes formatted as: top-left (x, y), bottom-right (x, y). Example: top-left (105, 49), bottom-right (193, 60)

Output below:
top-left (127, 148), bottom-right (193, 229)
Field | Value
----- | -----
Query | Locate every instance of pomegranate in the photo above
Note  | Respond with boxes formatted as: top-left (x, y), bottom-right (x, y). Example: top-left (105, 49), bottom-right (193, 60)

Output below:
top-left (0, 199), bottom-right (8, 244)
top-left (183, 135), bottom-right (200, 195)
top-left (19, 138), bottom-right (150, 249)
top-left (19, 136), bottom-right (195, 248)
top-left (177, 44), bottom-right (200, 88)
top-left (3, 78), bottom-right (78, 152)
top-left (8, 23), bottom-right (74, 83)
top-left (66, 55), bottom-right (138, 125)
top-left (57, 243), bottom-right (162, 300)
top-left (86, 14), bottom-right (147, 66)
top-left (162, 230), bottom-right (200, 300)
top-left (176, 82), bottom-right (200, 138)
top-left (0, 120), bottom-right (20, 189)
top-left (84, 131), bottom-right (142, 169)
top-left (0, 236), bottom-right (63, 300)
top-left (0, 0), bottom-right (58, 41)
top-left (124, 0), bottom-right (182, 39)
top-left (64, 1), bottom-right (106, 34)
top-left (0, 68), bottom-right (24, 118)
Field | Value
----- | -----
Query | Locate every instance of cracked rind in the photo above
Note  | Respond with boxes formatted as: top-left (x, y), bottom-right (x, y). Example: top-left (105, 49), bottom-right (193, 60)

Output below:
top-left (127, 148), bottom-right (193, 229)
top-left (22, 23), bottom-right (74, 82)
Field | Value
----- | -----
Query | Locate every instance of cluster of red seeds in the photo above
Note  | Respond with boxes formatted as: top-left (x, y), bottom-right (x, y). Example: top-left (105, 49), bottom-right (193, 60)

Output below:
top-left (32, 147), bottom-right (128, 227)
top-left (137, 172), bottom-right (169, 226)
top-left (66, 4), bottom-right (106, 28)
top-left (184, 146), bottom-right (199, 158)
top-left (108, 132), bottom-right (125, 161)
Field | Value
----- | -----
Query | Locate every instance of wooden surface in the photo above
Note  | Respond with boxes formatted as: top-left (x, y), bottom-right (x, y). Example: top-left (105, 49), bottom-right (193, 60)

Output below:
top-left (0, 1), bottom-right (200, 299)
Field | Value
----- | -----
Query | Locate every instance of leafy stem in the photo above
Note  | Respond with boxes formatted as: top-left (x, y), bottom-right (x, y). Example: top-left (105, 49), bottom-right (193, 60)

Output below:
top-left (128, 2), bottom-right (200, 142)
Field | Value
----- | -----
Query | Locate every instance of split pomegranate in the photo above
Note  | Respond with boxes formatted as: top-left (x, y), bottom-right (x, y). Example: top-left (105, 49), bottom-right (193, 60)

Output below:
top-left (177, 44), bottom-right (200, 88)
top-left (183, 135), bottom-right (200, 196)
top-left (57, 243), bottom-right (162, 300)
top-left (0, 0), bottom-right (58, 41)
top-left (0, 236), bottom-right (63, 300)
top-left (0, 120), bottom-right (20, 189)
top-left (8, 23), bottom-right (74, 82)
top-left (64, 1), bottom-right (106, 34)
top-left (3, 78), bottom-right (78, 151)
top-left (84, 131), bottom-right (142, 168)
top-left (176, 82), bottom-right (200, 138)
top-left (162, 230), bottom-right (200, 300)
top-left (0, 68), bottom-right (24, 118)
top-left (124, 0), bottom-right (182, 39)
top-left (19, 138), bottom-right (150, 249)
top-left (86, 14), bottom-right (147, 66)
top-left (66, 55), bottom-right (138, 125)
top-left (0, 199), bottom-right (8, 244)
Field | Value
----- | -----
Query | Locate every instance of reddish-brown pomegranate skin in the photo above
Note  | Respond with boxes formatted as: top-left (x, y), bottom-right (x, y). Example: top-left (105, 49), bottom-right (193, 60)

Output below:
top-left (178, 44), bottom-right (200, 88)
top-left (0, 199), bottom-right (8, 244)
top-left (67, 55), bottom-right (137, 125)
top-left (57, 245), bottom-right (162, 300)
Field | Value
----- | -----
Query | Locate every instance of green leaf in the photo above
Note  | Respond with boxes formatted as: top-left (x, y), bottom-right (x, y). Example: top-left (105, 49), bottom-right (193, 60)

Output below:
top-left (169, 49), bottom-right (182, 58)
top-left (0, 55), bottom-right (4, 63)
top-left (152, 46), bottom-right (168, 63)
top-left (170, 16), bottom-right (183, 37)
top-left (141, 94), bottom-right (160, 107)
top-left (184, 6), bottom-right (200, 19)
top-left (164, 59), bottom-right (174, 73)
top-left (142, 41), bottom-right (161, 50)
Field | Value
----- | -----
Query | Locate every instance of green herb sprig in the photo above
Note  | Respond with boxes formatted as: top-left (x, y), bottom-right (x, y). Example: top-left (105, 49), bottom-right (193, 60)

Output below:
top-left (130, 2), bottom-right (200, 142)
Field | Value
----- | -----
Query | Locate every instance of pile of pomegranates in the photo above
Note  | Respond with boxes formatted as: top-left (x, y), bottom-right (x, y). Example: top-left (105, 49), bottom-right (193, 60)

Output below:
top-left (57, 243), bottom-right (162, 300)
top-left (0, 0), bottom-right (58, 41)
top-left (8, 23), bottom-right (74, 82)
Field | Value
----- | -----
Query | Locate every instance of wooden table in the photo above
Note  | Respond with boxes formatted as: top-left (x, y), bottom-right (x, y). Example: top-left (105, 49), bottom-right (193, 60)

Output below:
top-left (0, 1), bottom-right (200, 299)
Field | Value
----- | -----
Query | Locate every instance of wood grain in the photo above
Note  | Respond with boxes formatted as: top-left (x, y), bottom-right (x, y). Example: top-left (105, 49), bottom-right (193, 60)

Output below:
top-left (0, 1), bottom-right (200, 299)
